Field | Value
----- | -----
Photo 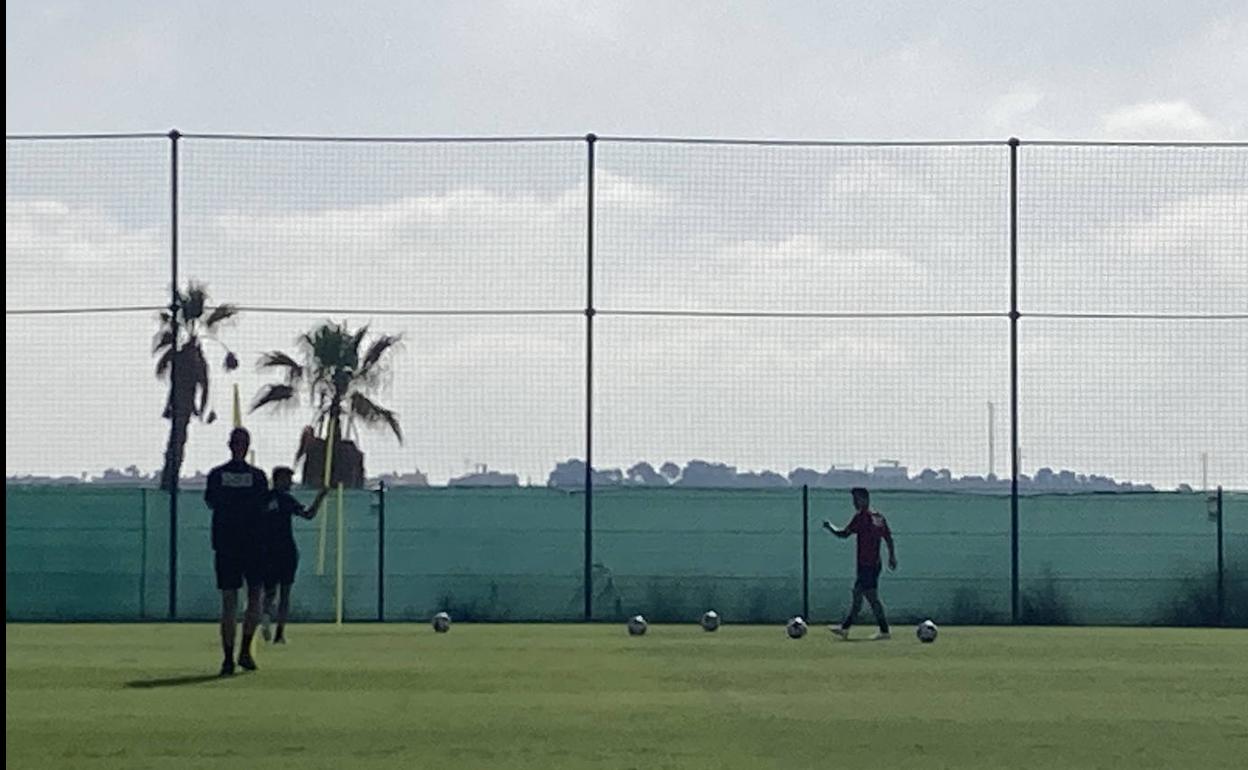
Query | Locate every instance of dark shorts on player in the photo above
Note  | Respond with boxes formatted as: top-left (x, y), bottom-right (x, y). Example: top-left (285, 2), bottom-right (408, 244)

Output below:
top-left (214, 547), bottom-right (265, 591)
top-left (854, 563), bottom-right (883, 592)
top-left (264, 546), bottom-right (299, 589)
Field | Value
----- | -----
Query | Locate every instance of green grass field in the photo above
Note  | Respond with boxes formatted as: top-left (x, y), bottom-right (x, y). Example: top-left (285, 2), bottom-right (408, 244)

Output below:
top-left (6, 624), bottom-right (1246, 769)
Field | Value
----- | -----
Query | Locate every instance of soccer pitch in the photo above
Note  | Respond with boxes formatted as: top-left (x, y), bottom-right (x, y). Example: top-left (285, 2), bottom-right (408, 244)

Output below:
top-left (6, 624), bottom-right (1246, 769)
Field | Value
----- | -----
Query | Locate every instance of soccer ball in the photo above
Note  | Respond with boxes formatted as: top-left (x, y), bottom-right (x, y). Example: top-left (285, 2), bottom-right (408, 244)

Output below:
top-left (786, 616), bottom-right (808, 639)
top-left (432, 611), bottom-right (452, 633)
top-left (700, 610), bottom-right (721, 632)
top-left (916, 619), bottom-right (938, 643)
top-left (627, 615), bottom-right (648, 636)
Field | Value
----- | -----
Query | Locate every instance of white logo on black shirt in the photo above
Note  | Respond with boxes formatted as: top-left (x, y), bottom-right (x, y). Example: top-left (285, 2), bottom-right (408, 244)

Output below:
top-left (221, 472), bottom-right (255, 488)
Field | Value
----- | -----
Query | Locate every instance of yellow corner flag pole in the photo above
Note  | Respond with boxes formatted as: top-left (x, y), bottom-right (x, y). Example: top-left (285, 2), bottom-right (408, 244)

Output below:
top-left (335, 481), bottom-right (345, 626)
top-left (316, 417), bottom-right (336, 576)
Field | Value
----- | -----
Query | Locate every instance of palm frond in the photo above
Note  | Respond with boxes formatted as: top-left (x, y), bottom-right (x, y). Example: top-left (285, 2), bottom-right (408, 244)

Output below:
top-left (350, 325), bottom-right (370, 360)
top-left (348, 392), bottom-right (403, 443)
top-left (155, 348), bottom-right (174, 377)
top-left (301, 321), bottom-right (354, 371)
top-left (251, 384), bottom-right (297, 412)
top-left (360, 333), bottom-right (401, 375)
top-left (153, 329), bottom-right (176, 354)
top-left (182, 284), bottom-right (208, 322)
top-left (204, 303), bottom-right (240, 328)
top-left (258, 350), bottom-right (305, 382)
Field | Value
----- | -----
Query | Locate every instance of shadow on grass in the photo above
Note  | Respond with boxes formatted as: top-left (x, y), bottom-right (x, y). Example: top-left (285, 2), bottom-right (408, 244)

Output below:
top-left (124, 674), bottom-right (225, 689)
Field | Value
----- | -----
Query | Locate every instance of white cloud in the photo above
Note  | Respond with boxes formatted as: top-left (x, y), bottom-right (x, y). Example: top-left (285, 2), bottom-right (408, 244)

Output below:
top-left (190, 168), bottom-right (667, 312)
top-left (1021, 168), bottom-right (1248, 315)
top-left (1101, 100), bottom-right (1228, 140)
top-left (1143, 14), bottom-right (1248, 140)
top-left (6, 141), bottom-right (1246, 486)
top-left (5, 198), bottom-right (165, 307)
top-left (987, 90), bottom-right (1044, 132)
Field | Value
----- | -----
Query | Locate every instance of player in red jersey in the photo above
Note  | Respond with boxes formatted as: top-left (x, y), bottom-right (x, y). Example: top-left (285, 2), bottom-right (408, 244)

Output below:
top-left (824, 487), bottom-right (897, 640)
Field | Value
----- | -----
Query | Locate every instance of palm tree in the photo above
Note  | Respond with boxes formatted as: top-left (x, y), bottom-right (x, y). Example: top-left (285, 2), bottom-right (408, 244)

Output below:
top-left (252, 320), bottom-right (402, 488)
top-left (154, 282), bottom-right (239, 491)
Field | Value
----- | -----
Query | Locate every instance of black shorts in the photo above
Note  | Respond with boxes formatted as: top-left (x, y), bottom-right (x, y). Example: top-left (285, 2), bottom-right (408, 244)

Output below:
top-left (264, 547), bottom-right (299, 589)
top-left (214, 547), bottom-right (265, 591)
top-left (854, 563), bottom-right (883, 592)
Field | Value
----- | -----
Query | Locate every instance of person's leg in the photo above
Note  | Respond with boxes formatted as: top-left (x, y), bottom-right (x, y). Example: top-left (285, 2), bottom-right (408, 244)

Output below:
top-left (275, 582), bottom-right (292, 642)
top-left (238, 549), bottom-right (264, 669)
top-left (865, 588), bottom-right (890, 634)
top-left (841, 585), bottom-right (865, 630)
top-left (274, 549), bottom-right (297, 643)
top-left (216, 550), bottom-right (242, 675)
top-left (238, 581), bottom-right (262, 669)
top-left (220, 589), bottom-right (238, 662)
top-left (261, 581), bottom-right (276, 642)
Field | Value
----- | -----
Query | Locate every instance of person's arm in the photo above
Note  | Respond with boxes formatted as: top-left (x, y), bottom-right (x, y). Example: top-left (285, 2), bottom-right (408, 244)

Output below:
top-left (298, 488), bottom-right (331, 519)
top-left (204, 471), bottom-right (220, 510)
top-left (884, 528), bottom-right (898, 570)
top-left (822, 519), bottom-right (855, 539)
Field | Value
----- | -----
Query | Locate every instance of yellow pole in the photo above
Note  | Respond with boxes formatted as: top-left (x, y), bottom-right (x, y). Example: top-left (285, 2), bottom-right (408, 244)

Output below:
top-left (316, 417), bottom-right (336, 576)
top-left (335, 482), bottom-right (345, 626)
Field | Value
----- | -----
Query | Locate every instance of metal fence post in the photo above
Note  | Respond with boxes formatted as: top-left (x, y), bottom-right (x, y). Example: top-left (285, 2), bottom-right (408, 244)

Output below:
top-left (1009, 137), bottom-right (1021, 625)
top-left (139, 487), bottom-right (148, 619)
top-left (583, 133), bottom-right (597, 622)
top-left (1216, 485), bottom-right (1225, 626)
top-left (802, 485), bottom-right (810, 620)
top-left (168, 128), bottom-right (181, 620)
top-left (377, 480), bottom-right (386, 622)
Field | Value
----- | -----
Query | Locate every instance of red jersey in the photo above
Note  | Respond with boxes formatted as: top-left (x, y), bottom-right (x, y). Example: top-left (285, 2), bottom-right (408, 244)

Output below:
top-left (848, 509), bottom-right (891, 566)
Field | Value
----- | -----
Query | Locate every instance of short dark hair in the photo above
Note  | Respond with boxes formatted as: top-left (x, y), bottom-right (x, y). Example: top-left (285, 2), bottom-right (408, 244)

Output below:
top-left (272, 466), bottom-right (295, 482)
top-left (850, 487), bottom-right (870, 501)
top-left (229, 427), bottom-right (251, 446)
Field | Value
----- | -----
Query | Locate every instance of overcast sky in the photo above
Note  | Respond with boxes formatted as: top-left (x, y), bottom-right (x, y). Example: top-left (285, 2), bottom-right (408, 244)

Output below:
top-left (5, 2), bottom-right (1247, 488)
top-left (6, 0), bottom-right (1248, 140)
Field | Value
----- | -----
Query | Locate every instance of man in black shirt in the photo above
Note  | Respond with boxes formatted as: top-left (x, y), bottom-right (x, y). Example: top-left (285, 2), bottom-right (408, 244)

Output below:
top-left (260, 466), bottom-right (328, 645)
top-left (204, 428), bottom-right (268, 676)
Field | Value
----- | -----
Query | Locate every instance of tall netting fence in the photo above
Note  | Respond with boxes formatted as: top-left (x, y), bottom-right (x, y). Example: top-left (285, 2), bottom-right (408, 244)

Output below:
top-left (1016, 144), bottom-right (1248, 624)
top-left (6, 137), bottom-right (171, 618)
top-left (591, 140), bottom-right (1011, 622)
top-left (175, 136), bottom-right (588, 618)
top-left (6, 137), bottom-right (171, 479)
top-left (5, 134), bottom-right (1246, 625)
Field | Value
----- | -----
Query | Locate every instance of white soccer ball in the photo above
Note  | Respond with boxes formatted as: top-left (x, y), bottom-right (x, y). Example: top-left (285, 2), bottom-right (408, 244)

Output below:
top-left (916, 619), bottom-right (938, 643)
top-left (627, 615), bottom-right (648, 636)
top-left (700, 610), bottom-right (721, 632)
top-left (786, 616), bottom-right (808, 639)
top-left (432, 611), bottom-right (452, 633)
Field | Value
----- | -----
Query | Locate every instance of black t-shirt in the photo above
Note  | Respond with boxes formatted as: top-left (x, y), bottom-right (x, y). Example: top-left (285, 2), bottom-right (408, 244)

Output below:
top-left (265, 490), bottom-right (307, 553)
top-left (204, 459), bottom-right (269, 552)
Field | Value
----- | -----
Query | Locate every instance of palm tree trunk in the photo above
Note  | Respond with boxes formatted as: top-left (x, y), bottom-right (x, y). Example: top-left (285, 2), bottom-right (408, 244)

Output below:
top-left (160, 408), bottom-right (192, 491)
top-left (159, 352), bottom-right (198, 492)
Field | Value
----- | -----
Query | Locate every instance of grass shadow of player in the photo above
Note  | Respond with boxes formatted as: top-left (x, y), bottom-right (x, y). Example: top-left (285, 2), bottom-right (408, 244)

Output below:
top-left (124, 673), bottom-right (226, 689)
